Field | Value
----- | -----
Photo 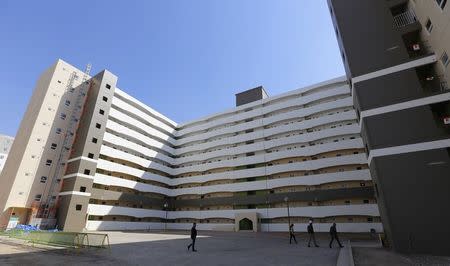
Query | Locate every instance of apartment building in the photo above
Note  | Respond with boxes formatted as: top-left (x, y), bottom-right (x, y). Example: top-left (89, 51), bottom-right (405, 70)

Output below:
top-left (328, 0), bottom-right (450, 255)
top-left (0, 59), bottom-right (381, 234)
top-left (0, 135), bottom-right (14, 173)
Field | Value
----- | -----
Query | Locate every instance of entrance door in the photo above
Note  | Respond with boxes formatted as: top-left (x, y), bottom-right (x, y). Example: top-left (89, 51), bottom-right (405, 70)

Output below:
top-left (239, 218), bottom-right (253, 231)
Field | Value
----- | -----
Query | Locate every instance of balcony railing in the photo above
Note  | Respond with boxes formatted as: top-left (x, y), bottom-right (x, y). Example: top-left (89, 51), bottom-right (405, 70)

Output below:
top-left (393, 9), bottom-right (417, 28)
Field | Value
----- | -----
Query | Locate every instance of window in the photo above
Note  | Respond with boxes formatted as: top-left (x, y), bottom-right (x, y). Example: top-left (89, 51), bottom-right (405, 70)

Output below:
top-left (65, 100), bottom-right (71, 106)
top-left (96, 123), bottom-right (101, 129)
top-left (80, 186), bottom-right (86, 192)
top-left (56, 128), bottom-right (62, 134)
top-left (88, 153), bottom-right (94, 159)
top-left (40, 176), bottom-right (47, 183)
top-left (105, 84), bottom-right (111, 89)
top-left (75, 204), bottom-right (82, 211)
top-left (50, 143), bottom-right (57, 150)
top-left (363, 199), bottom-right (370, 204)
top-left (425, 18), bottom-right (433, 33)
top-left (57, 80), bottom-right (62, 83)
top-left (441, 52), bottom-right (449, 68)
top-left (92, 137), bottom-right (98, 143)
top-left (84, 169), bottom-right (91, 175)
top-left (99, 109), bottom-right (105, 115)
top-left (102, 96), bottom-right (108, 102)
top-left (436, 0), bottom-right (447, 9)
top-left (34, 194), bottom-right (42, 201)
top-left (45, 159), bottom-right (52, 166)
top-left (60, 113), bottom-right (67, 120)
top-left (367, 217), bottom-right (373, 222)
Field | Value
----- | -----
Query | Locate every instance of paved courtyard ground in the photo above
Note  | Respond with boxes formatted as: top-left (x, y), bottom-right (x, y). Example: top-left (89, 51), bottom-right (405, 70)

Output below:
top-left (0, 230), bottom-right (343, 266)
top-left (353, 246), bottom-right (450, 266)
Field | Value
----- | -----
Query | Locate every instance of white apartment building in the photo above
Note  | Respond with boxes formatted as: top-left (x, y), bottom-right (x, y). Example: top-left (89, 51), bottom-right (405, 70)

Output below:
top-left (0, 59), bottom-right (381, 233)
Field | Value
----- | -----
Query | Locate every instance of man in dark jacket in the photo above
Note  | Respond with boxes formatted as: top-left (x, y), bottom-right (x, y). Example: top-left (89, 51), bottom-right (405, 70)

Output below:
top-left (187, 222), bottom-right (197, 252)
top-left (307, 220), bottom-right (319, 247)
top-left (289, 224), bottom-right (298, 244)
top-left (329, 223), bottom-right (343, 248)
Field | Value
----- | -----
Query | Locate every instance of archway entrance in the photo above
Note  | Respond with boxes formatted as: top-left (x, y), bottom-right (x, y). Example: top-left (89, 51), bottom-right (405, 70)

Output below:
top-left (239, 218), bottom-right (253, 231)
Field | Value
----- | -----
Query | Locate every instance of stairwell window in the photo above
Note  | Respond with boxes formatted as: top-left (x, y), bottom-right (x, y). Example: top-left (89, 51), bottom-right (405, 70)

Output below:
top-left (99, 109), bottom-right (105, 115)
top-left (60, 113), bottom-right (66, 120)
top-left (75, 204), bottom-right (82, 211)
top-left (65, 100), bottom-right (70, 106)
top-left (34, 194), bottom-right (42, 201)
top-left (102, 96), bottom-right (108, 102)
top-left (40, 176), bottom-right (47, 183)
top-left (441, 51), bottom-right (449, 68)
top-left (436, 0), bottom-right (447, 10)
top-left (45, 159), bottom-right (52, 166)
top-left (95, 123), bottom-right (101, 129)
top-left (425, 18), bottom-right (433, 33)
top-left (50, 143), bottom-right (57, 150)
top-left (105, 84), bottom-right (111, 89)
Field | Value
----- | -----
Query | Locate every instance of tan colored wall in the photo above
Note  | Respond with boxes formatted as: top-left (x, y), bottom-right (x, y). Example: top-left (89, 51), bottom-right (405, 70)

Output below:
top-left (0, 59), bottom-right (86, 228)
top-left (411, 0), bottom-right (450, 83)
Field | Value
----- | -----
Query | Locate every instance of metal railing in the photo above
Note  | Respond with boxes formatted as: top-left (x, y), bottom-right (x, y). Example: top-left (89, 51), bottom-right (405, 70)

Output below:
top-left (393, 9), bottom-right (417, 28)
top-left (1, 229), bottom-right (110, 249)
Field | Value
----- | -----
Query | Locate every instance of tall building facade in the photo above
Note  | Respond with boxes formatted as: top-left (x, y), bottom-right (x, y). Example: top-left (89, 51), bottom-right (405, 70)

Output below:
top-left (328, 0), bottom-right (450, 255)
top-left (0, 59), bottom-right (381, 233)
top-left (0, 135), bottom-right (14, 174)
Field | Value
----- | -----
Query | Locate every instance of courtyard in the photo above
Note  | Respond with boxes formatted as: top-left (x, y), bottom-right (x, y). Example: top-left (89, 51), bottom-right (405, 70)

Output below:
top-left (0, 230), bottom-right (345, 266)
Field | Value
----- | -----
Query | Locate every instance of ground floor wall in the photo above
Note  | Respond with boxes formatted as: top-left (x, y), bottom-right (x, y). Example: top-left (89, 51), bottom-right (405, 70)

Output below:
top-left (86, 221), bottom-right (383, 233)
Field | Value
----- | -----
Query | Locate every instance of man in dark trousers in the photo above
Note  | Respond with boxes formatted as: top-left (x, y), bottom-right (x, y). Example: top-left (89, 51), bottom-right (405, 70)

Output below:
top-left (329, 223), bottom-right (344, 248)
top-left (187, 222), bottom-right (197, 252)
top-left (289, 224), bottom-right (298, 244)
top-left (307, 220), bottom-right (319, 247)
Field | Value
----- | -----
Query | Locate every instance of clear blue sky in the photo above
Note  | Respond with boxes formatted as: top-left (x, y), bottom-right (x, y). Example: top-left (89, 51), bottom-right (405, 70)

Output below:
top-left (0, 0), bottom-right (344, 136)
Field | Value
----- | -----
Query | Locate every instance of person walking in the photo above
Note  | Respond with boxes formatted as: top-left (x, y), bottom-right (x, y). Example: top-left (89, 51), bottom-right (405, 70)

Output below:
top-left (187, 222), bottom-right (198, 252)
top-left (289, 224), bottom-right (298, 244)
top-left (307, 220), bottom-right (319, 247)
top-left (329, 223), bottom-right (344, 248)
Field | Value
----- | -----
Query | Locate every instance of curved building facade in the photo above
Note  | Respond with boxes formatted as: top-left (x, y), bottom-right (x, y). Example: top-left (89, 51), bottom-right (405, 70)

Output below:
top-left (0, 59), bottom-right (381, 233)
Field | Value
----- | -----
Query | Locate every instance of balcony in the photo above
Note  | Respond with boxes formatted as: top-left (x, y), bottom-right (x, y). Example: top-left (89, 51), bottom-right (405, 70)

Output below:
top-left (402, 32), bottom-right (433, 59)
top-left (416, 64), bottom-right (450, 94)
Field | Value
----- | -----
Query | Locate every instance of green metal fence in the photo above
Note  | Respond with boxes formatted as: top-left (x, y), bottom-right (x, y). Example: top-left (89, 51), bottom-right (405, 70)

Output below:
top-left (1, 230), bottom-right (110, 249)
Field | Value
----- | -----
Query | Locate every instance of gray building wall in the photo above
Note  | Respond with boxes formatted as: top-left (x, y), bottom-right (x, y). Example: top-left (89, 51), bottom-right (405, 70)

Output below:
top-left (370, 148), bottom-right (450, 255)
top-left (235, 86), bottom-right (268, 107)
top-left (329, 0), bottom-right (450, 255)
